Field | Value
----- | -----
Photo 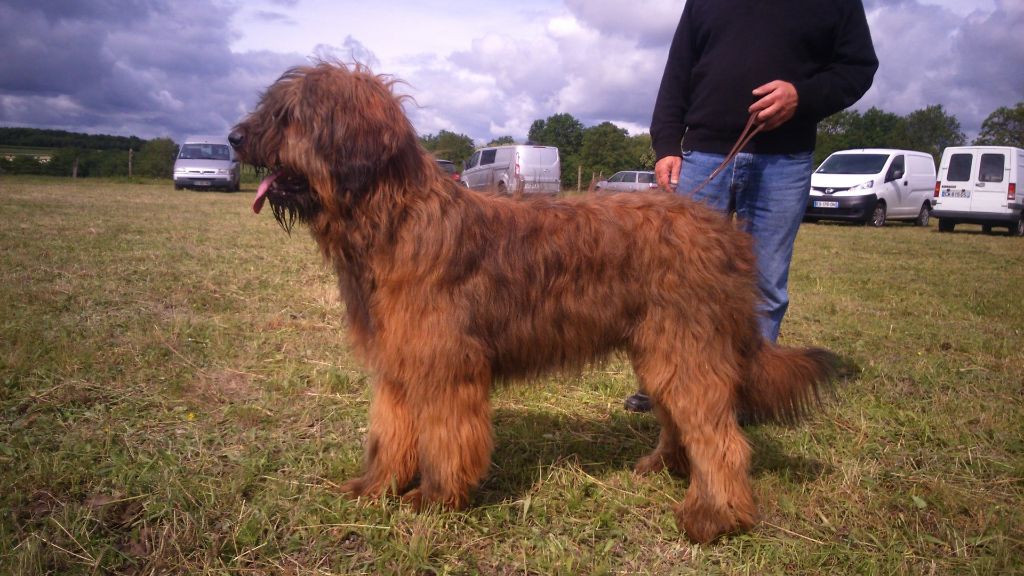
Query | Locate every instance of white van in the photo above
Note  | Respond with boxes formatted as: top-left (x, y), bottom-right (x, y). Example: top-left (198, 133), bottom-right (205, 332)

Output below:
top-left (932, 146), bottom-right (1024, 236)
top-left (173, 135), bottom-right (241, 191)
top-left (461, 145), bottom-right (560, 194)
top-left (805, 149), bottom-right (936, 226)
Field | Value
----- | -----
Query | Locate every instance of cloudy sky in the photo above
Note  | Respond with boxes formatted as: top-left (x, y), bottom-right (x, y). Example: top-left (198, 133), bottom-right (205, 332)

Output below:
top-left (0, 0), bottom-right (1020, 145)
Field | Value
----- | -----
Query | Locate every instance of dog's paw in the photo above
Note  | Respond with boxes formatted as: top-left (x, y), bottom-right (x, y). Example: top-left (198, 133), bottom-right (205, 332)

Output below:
top-left (675, 496), bottom-right (756, 544)
top-left (634, 451), bottom-right (689, 477)
top-left (634, 453), bottom-right (667, 476)
top-left (400, 488), bottom-right (425, 511)
top-left (338, 477), bottom-right (367, 498)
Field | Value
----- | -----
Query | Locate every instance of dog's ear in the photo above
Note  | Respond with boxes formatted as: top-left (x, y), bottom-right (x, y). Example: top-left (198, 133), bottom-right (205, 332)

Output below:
top-left (308, 66), bottom-right (418, 198)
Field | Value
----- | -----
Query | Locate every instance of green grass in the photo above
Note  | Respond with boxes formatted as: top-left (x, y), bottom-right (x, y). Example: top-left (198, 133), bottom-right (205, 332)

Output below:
top-left (0, 146), bottom-right (56, 157)
top-left (1, 176), bottom-right (1022, 575)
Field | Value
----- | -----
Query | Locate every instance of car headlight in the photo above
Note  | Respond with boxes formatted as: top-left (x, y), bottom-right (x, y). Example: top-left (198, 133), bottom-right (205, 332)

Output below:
top-left (848, 180), bottom-right (875, 192)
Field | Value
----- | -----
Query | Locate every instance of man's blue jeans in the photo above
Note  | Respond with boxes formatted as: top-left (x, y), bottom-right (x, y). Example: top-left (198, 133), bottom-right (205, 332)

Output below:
top-left (674, 150), bottom-right (813, 343)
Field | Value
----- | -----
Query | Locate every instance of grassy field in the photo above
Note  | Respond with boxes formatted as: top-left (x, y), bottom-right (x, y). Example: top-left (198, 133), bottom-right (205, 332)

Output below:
top-left (1, 177), bottom-right (1021, 575)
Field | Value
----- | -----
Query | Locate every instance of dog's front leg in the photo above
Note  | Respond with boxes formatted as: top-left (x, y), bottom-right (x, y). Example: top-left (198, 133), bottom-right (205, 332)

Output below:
top-left (340, 377), bottom-right (419, 498)
top-left (401, 377), bottom-right (493, 511)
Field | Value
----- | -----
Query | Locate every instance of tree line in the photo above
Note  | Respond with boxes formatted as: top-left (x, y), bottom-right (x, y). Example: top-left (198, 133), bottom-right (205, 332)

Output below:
top-left (0, 128), bottom-right (178, 179)
top-left (2, 102), bottom-right (1020, 182)
top-left (420, 102), bottom-right (1023, 189)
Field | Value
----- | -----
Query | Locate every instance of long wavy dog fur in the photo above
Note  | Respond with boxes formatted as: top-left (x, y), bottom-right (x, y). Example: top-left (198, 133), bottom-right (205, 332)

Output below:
top-left (229, 62), bottom-right (837, 543)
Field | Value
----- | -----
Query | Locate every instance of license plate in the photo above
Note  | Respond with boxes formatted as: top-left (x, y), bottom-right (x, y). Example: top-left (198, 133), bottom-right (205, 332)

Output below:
top-left (813, 200), bottom-right (839, 208)
top-left (194, 180), bottom-right (211, 186)
top-left (940, 189), bottom-right (970, 198)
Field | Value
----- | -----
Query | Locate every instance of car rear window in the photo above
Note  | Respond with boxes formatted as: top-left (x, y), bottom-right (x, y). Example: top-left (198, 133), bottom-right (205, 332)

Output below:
top-left (638, 172), bottom-right (655, 183)
top-left (979, 153), bottom-right (1005, 182)
top-left (521, 147), bottom-right (558, 168)
top-left (946, 153), bottom-right (973, 182)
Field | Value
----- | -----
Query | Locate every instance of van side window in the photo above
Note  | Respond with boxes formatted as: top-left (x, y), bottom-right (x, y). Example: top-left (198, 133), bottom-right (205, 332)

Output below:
top-left (467, 151), bottom-right (480, 169)
top-left (481, 149), bottom-right (497, 166)
top-left (638, 172), bottom-right (656, 184)
top-left (947, 154), bottom-right (973, 182)
top-left (886, 155), bottom-right (905, 181)
top-left (979, 154), bottom-right (1005, 182)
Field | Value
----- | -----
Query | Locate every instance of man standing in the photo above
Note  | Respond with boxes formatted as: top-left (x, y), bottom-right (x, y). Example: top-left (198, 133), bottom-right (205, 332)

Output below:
top-left (624, 0), bottom-right (878, 413)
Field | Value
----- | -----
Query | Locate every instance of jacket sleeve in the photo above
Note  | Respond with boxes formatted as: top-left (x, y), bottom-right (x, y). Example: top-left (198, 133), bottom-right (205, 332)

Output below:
top-left (650, 4), bottom-right (696, 160)
top-left (793, 0), bottom-right (879, 121)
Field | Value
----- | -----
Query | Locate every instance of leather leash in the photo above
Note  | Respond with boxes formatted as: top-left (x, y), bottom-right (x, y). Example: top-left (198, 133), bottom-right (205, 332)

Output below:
top-left (683, 112), bottom-right (764, 196)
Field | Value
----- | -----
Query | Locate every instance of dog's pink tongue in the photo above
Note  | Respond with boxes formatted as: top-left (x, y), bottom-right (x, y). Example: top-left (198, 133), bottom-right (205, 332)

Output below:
top-left (253, 171), bottom-right (281, 214)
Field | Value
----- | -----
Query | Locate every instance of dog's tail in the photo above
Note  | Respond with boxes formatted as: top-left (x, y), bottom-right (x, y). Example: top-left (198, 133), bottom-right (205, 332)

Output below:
top-left (738, 344), bottom-right (839, 425)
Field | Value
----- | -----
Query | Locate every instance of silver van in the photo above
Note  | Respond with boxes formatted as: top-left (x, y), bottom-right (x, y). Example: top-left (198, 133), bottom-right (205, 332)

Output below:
top-left (173, 135), bottom-right (241, 191)
top-left (461, 145), bottom-right (560, 194)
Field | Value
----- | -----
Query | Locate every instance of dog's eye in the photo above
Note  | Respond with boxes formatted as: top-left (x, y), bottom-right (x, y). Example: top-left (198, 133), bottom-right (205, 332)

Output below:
top-left (271, 109), bottom-right (290, 126)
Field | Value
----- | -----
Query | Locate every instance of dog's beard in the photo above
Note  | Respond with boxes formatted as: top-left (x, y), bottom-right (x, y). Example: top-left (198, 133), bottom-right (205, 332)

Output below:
top-left (253, 168), bottom-right (319, 234)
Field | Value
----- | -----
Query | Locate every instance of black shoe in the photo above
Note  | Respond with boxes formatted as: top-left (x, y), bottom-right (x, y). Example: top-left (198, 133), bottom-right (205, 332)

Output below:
top-left (624, 392), bottom-right (652, 413)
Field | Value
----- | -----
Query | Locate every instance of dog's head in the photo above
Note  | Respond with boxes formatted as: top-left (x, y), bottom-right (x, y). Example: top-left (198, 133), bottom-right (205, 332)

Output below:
top-left (229, 62), bottom-right (418, 230)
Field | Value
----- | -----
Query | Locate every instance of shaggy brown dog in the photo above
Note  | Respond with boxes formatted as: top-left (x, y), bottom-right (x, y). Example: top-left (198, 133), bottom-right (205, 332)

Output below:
top-left (229, 62), bottom-right (836, 544)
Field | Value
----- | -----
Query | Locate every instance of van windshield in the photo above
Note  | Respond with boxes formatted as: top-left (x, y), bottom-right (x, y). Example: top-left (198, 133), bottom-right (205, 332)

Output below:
top-left (179, 143), bottom-right (231, 161)
top-left (816, 154), bottom-right (889, 175)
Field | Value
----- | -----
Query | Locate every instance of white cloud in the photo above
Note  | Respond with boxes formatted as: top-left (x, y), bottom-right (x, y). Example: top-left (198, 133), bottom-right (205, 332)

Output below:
top-left (0, 0), bottom-right (1017, 146)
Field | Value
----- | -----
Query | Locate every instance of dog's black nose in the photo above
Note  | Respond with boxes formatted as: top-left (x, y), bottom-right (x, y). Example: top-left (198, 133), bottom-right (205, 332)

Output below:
top-left (228, 130), bottom-right (244, 149)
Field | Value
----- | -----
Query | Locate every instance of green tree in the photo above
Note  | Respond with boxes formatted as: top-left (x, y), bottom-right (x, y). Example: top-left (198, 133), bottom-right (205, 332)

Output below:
top-left (854, 107), bottom-right (905, 149)
top-left (902, 105), bottom-right (965, 165)
top-left (813, 106), bottom-right (964, 166)
top-left (815, 110), bottom-right (863, 164)
top-left (974, 102), bottom-right (1024, 147)
top-left (528, 113), bottom-right (584, 157)
top-left (420, 130), bottom-right (475, 167)
top-left (529, 113), bottom-right (586, 188)
top-left (136, 138), bottom-right (178, 178)
top-left (487, 136), bottom-right (515, 146)
top-left (629, 134), bottom-right (656, 170)
top-left (578, 122), bottom-right (632, 186)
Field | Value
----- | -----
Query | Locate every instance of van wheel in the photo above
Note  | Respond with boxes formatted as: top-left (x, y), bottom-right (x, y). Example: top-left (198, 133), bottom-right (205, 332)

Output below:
top-left (867, 202), bottom-right (886, 227)
top-left (914, 203), bottom-right (931, 227)
top-left (497, 182), bottom-right (507, 195)
top-left (938, 219), bottom-right (954, 233)
top-left (1012, 215), bottom-right (1024, 237)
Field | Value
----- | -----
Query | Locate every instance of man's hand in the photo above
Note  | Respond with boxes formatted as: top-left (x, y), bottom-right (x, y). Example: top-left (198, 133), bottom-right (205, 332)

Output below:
top-left (749, 80), bottom-right (798, 131)
top-left (655, 155), bottom-right (682, 192)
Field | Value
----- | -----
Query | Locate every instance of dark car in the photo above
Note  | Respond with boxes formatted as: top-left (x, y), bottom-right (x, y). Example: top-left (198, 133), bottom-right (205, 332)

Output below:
top-left (436, 159), bottom-right (460, 181)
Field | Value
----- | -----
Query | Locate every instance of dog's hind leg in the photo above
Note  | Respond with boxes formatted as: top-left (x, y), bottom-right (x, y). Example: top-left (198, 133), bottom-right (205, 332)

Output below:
top-left (340, 377), bottom-right (419, 499)
top-left (640, 331), bottom-right (758, 543)
top-left (402, 373), bottom-right (493, 511)
top-left (629, 350), bottom-right (690, 477)
top-left (634, 404), bottom-right (691, 477)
